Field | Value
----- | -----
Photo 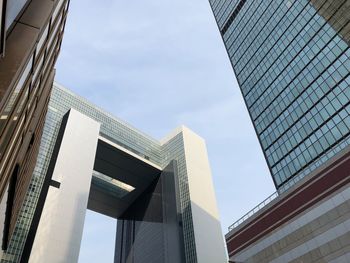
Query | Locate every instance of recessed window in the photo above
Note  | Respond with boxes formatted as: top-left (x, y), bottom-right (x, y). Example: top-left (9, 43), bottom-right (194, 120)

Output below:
top-left (0, 0), bottom-right (6, 56)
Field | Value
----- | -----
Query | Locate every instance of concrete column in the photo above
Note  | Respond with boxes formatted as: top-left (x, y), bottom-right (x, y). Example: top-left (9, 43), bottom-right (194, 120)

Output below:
top-left (182, 127), bottom-right (228, 263)
top-left (29, 109), bottom-right (100, 263)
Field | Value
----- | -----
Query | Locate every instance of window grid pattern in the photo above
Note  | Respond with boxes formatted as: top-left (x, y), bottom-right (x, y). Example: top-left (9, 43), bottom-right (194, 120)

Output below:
top-left (209, 0), bottom-right (239, 28)
top-left (265, 62), bottom-right (350, 162)
top-left (161, 135), bottom-right (197, 263)
top-left (225, 0), bottom-right (284, 64)
top-left (250, 16), bottom-right (347, 130)
top-left (210, 0), bottom-right (350, 188)
top-left (256, 36), bottom-right (349, 138)
top-left (49, 85), bottom-right (163, 166)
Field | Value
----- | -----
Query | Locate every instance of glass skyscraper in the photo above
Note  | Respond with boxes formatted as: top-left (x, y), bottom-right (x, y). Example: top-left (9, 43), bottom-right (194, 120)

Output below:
top-left (210, 0), bottom-right (350, 190)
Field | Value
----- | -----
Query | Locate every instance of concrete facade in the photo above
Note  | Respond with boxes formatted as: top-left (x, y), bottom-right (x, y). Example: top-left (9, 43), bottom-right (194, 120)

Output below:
top-left (0, 0), bottom-right (70, 253)
top-left (226, 145), bottom-right (350, 263)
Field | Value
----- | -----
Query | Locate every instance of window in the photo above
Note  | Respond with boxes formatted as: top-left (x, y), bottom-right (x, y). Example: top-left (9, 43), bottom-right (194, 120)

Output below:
top-left (0, 0), bottom-right (6, 56)
top-left (0, 54), bottom-right (32, 135)
top-left (5, 0), bottom-right (27, 31)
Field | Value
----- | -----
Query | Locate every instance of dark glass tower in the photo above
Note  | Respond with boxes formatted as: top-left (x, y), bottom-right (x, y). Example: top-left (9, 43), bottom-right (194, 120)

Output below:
top-left (209, 0), bottom-right (350, 190)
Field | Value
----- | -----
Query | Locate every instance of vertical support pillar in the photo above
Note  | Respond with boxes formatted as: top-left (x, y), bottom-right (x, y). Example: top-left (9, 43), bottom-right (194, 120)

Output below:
top-left (28, 109), bottom-right (100, 263)
top-left (182, 127), bottom-right (228, 263)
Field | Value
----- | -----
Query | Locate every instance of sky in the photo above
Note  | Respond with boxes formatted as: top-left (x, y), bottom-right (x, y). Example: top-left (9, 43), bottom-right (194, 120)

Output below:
top-left (55, 0), bottom-right (276, 262)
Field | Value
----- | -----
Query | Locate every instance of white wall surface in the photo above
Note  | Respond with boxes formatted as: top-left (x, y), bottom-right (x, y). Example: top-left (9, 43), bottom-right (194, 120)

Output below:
top-left (29, 109), bottom-right (100, 263)
top-left (182, 127), bottom-right (228, 263)
top-left (0, 184), bottom-right (8, 258)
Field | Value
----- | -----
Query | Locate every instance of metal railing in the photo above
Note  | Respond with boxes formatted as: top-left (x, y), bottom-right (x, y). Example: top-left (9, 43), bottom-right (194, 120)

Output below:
top-left (227, 168), bottom-right (311, 232)
top-left (228, 191), bottom-right (279, 232)
top-left (228, 138), bottom-right (350, 232)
